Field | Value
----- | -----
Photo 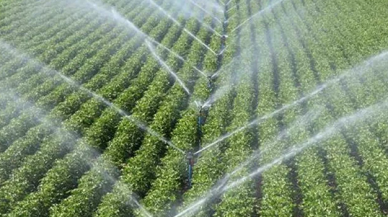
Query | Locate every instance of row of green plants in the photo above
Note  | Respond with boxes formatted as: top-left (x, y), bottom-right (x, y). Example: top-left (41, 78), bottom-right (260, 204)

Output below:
top-left (180, 20), bottom-right (240, 217)
top-left (92, 15), bottom-right (212, 217)
top-left (174, 0), bottom-right (388, 216)
top-left (50, 3), bottom-right (222, 215)
top-left (294, 0), bottom-right (388, 215)
top-left (134, 2), bottom-right (227, 214)
top-left (2, 0), bottom-right (221, 215)
top-left (275, 1), bottom-right (341, 215)
top-left (0, 0), bottom-right (150, 153)
top-left (0, 0), bottom-right (168, 215)
top-left (2, 0), bottom-right (388, 216)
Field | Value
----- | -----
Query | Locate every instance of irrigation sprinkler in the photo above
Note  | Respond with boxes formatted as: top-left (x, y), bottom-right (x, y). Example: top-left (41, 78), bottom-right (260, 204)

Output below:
top-left (182, 102), bottom-right (213, 189)
top-left (221, 35), bottom-right (228, 44)
top-left (186, 151), bottom-right (195, 188)
top-left (183, 11), bottom-right (229, 188)
top-left (197, 104), bottom-right (209, 132)
top-left (207, 75), bottom-right (216, 92)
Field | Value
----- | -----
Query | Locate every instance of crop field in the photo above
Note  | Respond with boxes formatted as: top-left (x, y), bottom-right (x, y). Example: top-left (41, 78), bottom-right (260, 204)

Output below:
top-left (1, 0), bottom-right (388, 216)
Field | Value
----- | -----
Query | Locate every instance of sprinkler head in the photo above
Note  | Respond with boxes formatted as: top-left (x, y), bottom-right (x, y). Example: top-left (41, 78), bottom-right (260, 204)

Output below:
top-left (203, 104), bottom-right (211, 110)
top-left (194, 100), bottom-right (202, 108)
top-left (187, 151), bottom-right (194, 159)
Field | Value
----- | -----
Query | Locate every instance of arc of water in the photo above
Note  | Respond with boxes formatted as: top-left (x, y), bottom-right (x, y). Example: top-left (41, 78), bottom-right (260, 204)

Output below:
top-left (113, 181), bottom-right (155, 217)
top-left (194, 46), bottom-right (258, 111)
top-left (162, 0), bottom-right (224, 36)
top-left (2, 94), bottom-right (154, 217)
top-left (186, 0), bottom-right (223, 24)
top-left (0, 40), bottom-right (185, 155)
top-left (201, 85), bottom-right (230, 109)
top-left (224, 14), bottom-right (236, 23)
top-left (231, 0), bottom-right (286, 33)
top-left (140, 27), bottom-right (208, 78)
top-left (93, 158), bottom-right (158, 217)
top-left (170, 10), bottom-right (223, 37)
top-left (206, 0), bottom-right (225, 13)
top-left (225, 0), bottom-right (233, 6)
top-left (59, 71), bottom-right (187, 155)
top-left (183, 30), bottom-right (218, 55)
top-left (146, 40), bottom-right (191, 95)
top-left (194, 84), bottom-right (326, 155)
top-left (121, 18), bottom-right (209, 77)
top-left (146, 0), bottom-right (219, 55)
top-left (175, 99), bottom-right (388, 217)
top-left (196, 21), bottom-right (223, 37)
top-left (225, 99), bottom-right (388, 190)
top-left (87, 2), bottom-right (208, 78)
top-left (194, 100), bottom-right (202, 108)
top-left (197, 49), bottom-right (386, 141)
top-left (226, 4), bottom-right (239, 12)
top-left (132, 198), bottom-right (154, 217)
top-left (219, 0), bottom-right (231, 6)
top-left (218, 46), bottom-right (229, 55)
top-left (226, 1), bottom-right (250, 13)
top-left (212, 43), bottom-right (259, 78)
top-left (200, 50), bottom-right (388, 153)
top-left (197, 44), bottom-right (253, 83)
top-left (229, 108), bottom-right (323, 177)
top-left (180, 50), bottom-right (388, 214)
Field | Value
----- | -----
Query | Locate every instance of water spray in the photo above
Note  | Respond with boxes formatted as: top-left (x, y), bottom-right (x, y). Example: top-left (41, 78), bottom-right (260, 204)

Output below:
top-left (187, 0), bottom-right (229, 163)
top-left (187, 0), bottom-right (223, 24)
top-left (188, 0), bottom-right (225, 14)
top-left (194, 85), bottom-right (327, 155)
top-left (231, 0), bottom-right (287, 33)
top-left (146, 0), bottom-right (219, 56)
top-left (185, 3), bottom-right (229, 187)
top-left (132, 196), bottom-right (154, 217)
top-left (86, 1), bottom-right (209, 79)
top-left (224, 0), bottom-right (233, 6)
top-left (145, 40), bottom-right (191, 95)
top-left (142, 36), bottom-right (208, 78)
top-left (175, 98), bottom-right (388, 217)
top-left (195, 21), bottom-right (223, 38)
top-left (224, 14), bottom-right (236, 23)
top-left (188, 49), bottom-right (388, 191)
top-left (226, 5), bottom-right (238, 13)
top-left (0, 40), bottom-right (186, 156)
top-left (195, 61), bottom-right (382, 155)
top-left (229, 108), bottom-right (323, 177)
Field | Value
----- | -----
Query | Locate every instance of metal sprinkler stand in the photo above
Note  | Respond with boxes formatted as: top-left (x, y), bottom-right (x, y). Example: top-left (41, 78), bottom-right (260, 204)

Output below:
top-left (186, 151), bottom-right (195, 188)
top-left (186, 103), bottom-right (211, 188)
top-left (207, 75), bottom-right (215, 92)
top-left (198, 105), bottom-right (210, 127)
top-left (186, 65), bottom-right (218, 188)
top-left (218, 35), bottom-right (228, 59)
top-left (197, 104), bottom-right (208, 147)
